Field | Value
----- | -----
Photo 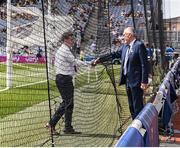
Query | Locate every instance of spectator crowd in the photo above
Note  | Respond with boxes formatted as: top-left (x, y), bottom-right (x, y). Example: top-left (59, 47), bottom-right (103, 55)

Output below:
top-left (0, 0), bottom-right (94, 59)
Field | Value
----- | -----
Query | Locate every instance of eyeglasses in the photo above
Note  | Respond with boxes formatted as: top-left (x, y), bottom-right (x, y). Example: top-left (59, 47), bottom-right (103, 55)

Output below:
top-left (123, 33), bottom-right (128, 36)
top-left (123, 33), bottom-right (131, 37)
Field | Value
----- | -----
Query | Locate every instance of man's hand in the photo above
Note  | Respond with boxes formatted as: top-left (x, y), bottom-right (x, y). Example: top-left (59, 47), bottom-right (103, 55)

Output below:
top-left (141, 83), bottom-right (148, 90)
top-left (91, 58), bottom-right (99, 66)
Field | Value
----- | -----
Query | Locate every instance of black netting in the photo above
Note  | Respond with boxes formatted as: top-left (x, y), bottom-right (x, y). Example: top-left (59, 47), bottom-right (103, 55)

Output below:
top-left (0, 0), bottom-right (173, 146)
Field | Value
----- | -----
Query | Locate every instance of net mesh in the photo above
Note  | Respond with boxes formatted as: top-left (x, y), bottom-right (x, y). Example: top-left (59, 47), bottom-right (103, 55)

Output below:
top-left (0, 0), bottom-right (170, 146)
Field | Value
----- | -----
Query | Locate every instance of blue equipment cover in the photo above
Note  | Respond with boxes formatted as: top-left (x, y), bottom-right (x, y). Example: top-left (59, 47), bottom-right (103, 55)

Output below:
top-left (136, 103), bottom-right (159, 147)
top-left (115, 127), bottom-right (144, 147)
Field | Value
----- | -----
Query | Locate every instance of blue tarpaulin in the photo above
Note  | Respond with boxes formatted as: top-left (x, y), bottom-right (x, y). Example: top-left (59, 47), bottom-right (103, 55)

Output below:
top-left (115, 127), bottom-right (144, 147)
top-left (137, 103), bottom-right (159, 147)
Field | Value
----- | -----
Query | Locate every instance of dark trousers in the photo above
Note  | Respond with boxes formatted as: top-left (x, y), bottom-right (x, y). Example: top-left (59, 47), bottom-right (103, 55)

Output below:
top-left (49, 74), bottom-right (74, 130)
top-left (126, 83), bottom-right (144, 120)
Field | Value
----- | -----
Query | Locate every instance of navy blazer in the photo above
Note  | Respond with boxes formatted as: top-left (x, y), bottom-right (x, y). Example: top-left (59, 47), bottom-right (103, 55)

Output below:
top-left (100, 40), bottom-right (148, 88)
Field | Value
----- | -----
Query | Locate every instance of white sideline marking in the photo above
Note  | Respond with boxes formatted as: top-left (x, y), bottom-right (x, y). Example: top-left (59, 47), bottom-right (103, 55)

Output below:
top-left (15, 80), bottom-right (47, 88)
top-left (0, 72), bottom-right (45, 78)
top-left (0, 88), bottom-right (9, 92)
top-left (0, 80), bottom-right (47, 91)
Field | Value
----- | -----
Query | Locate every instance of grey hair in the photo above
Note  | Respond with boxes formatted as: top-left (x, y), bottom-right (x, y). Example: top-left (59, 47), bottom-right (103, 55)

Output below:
top-left (124, 27), bottom-right (136, 36)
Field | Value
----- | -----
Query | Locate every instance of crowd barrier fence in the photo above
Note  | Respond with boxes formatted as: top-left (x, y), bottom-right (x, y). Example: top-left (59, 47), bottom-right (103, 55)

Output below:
top-left (116, 59), bottom-right (180, 147)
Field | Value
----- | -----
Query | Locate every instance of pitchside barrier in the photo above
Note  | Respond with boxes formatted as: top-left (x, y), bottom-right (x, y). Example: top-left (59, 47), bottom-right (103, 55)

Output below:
top-left (115, 59), bottom-right (180, 147)
top-left (0, 55), bottom-right (46, 63)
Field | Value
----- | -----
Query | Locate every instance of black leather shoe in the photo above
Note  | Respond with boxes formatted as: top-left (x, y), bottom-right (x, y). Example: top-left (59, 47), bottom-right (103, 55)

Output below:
top-left (63, 128), bottom-right (81, 134)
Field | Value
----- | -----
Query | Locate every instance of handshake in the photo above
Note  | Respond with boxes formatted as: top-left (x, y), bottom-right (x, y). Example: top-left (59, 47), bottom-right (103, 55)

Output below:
top-left (91, 58), bottom-right (100, 66)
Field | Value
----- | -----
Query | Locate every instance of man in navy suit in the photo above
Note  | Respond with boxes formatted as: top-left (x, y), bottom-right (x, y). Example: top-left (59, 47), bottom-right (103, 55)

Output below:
top-left (92, 27), bottom-right (149, 119)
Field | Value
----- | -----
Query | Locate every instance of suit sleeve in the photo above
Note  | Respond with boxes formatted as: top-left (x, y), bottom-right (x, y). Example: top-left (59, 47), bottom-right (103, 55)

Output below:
top-left (139, 43), bottom-right (149, 84)
top-left (98, 45), bottom-right (123, 63)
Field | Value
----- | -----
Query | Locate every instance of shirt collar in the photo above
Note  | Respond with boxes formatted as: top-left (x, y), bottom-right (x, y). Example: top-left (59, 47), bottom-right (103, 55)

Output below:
top-left (129, 39), bottom-right (136, 48)
top-left (62, 43), bottom-right (71, 50)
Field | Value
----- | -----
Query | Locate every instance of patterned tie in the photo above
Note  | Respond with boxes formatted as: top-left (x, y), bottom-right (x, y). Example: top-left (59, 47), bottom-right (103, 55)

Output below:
top-left (123, 45), bottom-right (130, 75)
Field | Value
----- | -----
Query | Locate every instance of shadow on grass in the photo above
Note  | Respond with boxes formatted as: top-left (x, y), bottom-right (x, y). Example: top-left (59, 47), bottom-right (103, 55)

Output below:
top-left (38, 133), bottom-right (120, 147)
top-left (57, 133), bottom-right (119, 138)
